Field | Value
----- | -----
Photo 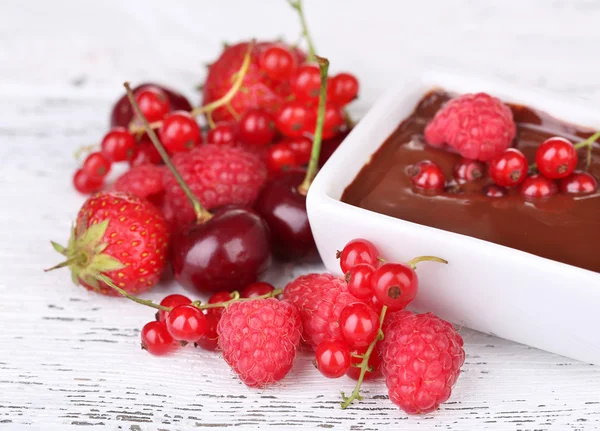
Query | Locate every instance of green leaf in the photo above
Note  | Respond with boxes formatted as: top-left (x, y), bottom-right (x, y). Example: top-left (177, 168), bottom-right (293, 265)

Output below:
top-left (90, 253), bottom-right (125, 272)
top-left (78, 219), bottom-right (110, 248)
top-left (51, 241), bottom-right (67, 255)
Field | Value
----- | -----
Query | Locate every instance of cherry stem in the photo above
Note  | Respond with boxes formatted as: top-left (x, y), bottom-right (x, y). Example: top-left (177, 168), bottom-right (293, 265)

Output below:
top-left (288, 0), bottom-right (316, 62)
top-left (529, 131), bottom-right (600, 171)
top-left (124, 82), bottom-right (213, 223)
top-left (97, 274), bottom-right (170, 311)
top-left (406, 255), bottom-right (448, 270)
top-left (298, 55), bottom-right (329, 196)
top-left (341, 305), bottom-right (388, 409)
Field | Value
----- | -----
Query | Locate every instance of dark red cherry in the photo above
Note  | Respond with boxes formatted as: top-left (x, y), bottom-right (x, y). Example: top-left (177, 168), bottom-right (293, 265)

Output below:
top-left (110, 83), bottom-right (192, 128)
top-left (171, 208), bottom-right (272, 294)
top-left (254, 171), bottom-right (316, 261)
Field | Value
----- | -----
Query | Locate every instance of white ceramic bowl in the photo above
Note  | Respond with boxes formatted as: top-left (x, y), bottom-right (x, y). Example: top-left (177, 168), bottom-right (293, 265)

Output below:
top-left (306, 70), bottom-right (600, 365)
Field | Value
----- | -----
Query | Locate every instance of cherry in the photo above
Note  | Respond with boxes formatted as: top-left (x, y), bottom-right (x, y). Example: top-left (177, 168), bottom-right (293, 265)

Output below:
top-left (321, 103), bottom-right (345, 139)
top-left (82, 152), bottom-right (111, 178)
top-left (171, 208), bottom-right (272, 293)
top-left (536, 137), bottom-right (578, 179)
top-left (110, 83), bottom-right (192, 128)
top-left (558, 171), bottom-right (598, 194)
top-left (284, 136), bottom-right (312, 165)
top-left (338, 238), bottom-right (379, 273)
top-left (520, 174), bottom-right (558, 198)
top-left (339, 303), bottom-right (380, 348)
top-left (291, 63), bottom-right (322, 102)
top-left (370, 262), bottom-right (418, 311)
top-left (73, 169), bottom-right (103, 194)
top-left (409, 160), bottom-right (445, 191)
top-left (345, 263), bottom-right (375, 300)
top-left (238, 109), bottom-right (276, 147)
top-left (327, 73), bottom-right (359, 107)
top-left (206, 291), bottom-right (233, 317)
top-left (207, 122), bottom-right (237, 146)
top-left (100, 127), bottom-right (136, 162)
top-left (275, 101), bottom-right (316, 138)
top-left (266, 142), bottom-right (299, 175)
top-left (453, 158), bottom-right (484, 183)
top-left (195, 313), bottom-right (220, 351)
top-left (129, 137), bottom-right (163, 167)
top-left (346, 345), bottom-right (382, 381)
top-left (241, 282), bottom-right (275, 298)
top-left (166, 304), bottom-right (208, 342)
top-left (489, 148), bottom-right (528, 187)
top-left (157, 294), bottom-right (191, 322)
top-left (315, 340), bottom-right (351, 378)
top-left (483, 184), bottom-right (507, 197)
top-left (141, 321), bottom-right (177, 356)
top-left (258, 44), bottom-right (297, 81)
top-left (254, 171), bottom-right (316, 261)
top-left (158, 111), bottom-right (202, 154)
top-left (135, 86), bottom-right (171, 123)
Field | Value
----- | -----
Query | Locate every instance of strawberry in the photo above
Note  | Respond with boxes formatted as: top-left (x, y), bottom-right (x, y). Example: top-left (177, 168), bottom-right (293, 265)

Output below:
top-left (202, 41), bottom-right (306, 123)
top-left (49, 192), bottom-right (169, 295)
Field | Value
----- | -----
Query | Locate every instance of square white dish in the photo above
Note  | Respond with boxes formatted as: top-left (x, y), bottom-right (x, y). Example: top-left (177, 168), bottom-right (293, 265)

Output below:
top-left (306, 69), bottom-right (600, 365)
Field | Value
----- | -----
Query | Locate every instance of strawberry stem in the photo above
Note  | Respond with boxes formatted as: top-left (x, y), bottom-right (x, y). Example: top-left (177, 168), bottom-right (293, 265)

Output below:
top-left (298, 55), bottom-right (329, 196)
top-left (406, 255), bottom-right (448, 270)
top-left (341, 305), bottom-right (388, 409)
top-left (124, 82), bottom-right (213, 223)
top-left (288, 0), bottom-right (316, 62)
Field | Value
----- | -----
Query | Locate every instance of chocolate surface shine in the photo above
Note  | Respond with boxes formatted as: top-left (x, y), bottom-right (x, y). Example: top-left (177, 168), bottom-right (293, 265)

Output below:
top-left (342, 91), bottom-right (600, 273)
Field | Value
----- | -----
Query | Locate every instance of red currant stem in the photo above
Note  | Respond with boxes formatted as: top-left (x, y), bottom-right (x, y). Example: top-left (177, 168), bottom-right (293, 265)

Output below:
top-left (288, 0), bottom-right (316, 62)
top-left (406, 255), bottom-right (448, 270)
top-left (74, 143), bottom-right (99, 161)
top-left (298, 55), bottom-right (329, 196)
top-left (96, 274), bottom-right (170, 312)
top-left (124, 82), bottom-right (213, 223)
top-left (196, 288), bottom-right (284, 310)
top-left (376, 256), bottom-right (386, 263)
top-left (340, 305), bottom-right (388, 409)
top-left (226, 102), bottom-right (240, 121)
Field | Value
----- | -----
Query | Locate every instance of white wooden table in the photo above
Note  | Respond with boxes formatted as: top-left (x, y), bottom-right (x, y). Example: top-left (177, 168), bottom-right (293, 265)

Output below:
top-left (1, 1), bottom-right (600, 429)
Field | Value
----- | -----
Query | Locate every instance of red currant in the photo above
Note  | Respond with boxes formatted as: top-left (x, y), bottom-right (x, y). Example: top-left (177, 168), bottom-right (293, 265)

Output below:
top-left (266, 142), bottom-right (298, 174)
top-left (291, 64), bottom-right (322, 102)
top-left (483, 184), bottom-right (507, 197)
top-left (315, 340), bottom-right (351, 378)
top-left (370, 262), bottom-right (418, 311)
top-left (345, 263), bottom-right (375, 300)
top-left (284, 136), bottom-right (312, 165)
top-left (346, 345), bottom-right (382, 381)
top-left (207, 122), bottom-right (237, 146)
top-left (129, 137), bottom-right (162, 167)
top-left (453, 158), bottom-right (484, 183)
top-left (101, 127), bottom-right (136, 162)
top-left (275, 101), bottom-right (316, 138)
top-left (536, 137), bottom-right (577, 179)
top-left (409, 160), bottom-right (445, 191)
top-left (141, 321), bottom-right (177, 355)
top-left (520, 174), bottom-right (558, 198)
top-left (338, 238), bottom-right (379, 273)
top-left (158, 111), bottom-right (202, 154)
top-left (241, 282), bottom-right (274, 298)
top-left (369, 294), bottom-right (384, 314)
top-left (82, 152), bottom-right (111, 178)
top-left (558, 171), bottom-right (598, 194)
top-left (327, 73), bottom-right (359, 106)
top-left (321, 103), bottom-right (345, 139)
top-left (166, 304), bottom-right (208, 343)
top-left (489, 148), bottom-right (528, 187)
top-left (238, 109), bottom-right (276, 147)
top-left (195, 313), bottom-right (220, 351)
top-left (157, 294), bottom-right (192, 322)
top-left (339, 302), bottom-right (380, 348)
top-left (259, 44), bottom-right (297, 81)
top-left (206, 291), bottom-right (233, 317)
top-left (73, 169), bottom-right (103, 194)
top-left (135, 86), bottom-right (171, 123)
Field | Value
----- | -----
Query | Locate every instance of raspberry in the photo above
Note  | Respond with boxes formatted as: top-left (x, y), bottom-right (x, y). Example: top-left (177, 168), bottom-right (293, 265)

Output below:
top-left (424, 93), bottom-right (516, 161)
top-left (113, 165), bottom-right (165, 204)
top-left (381, 311), bottom-right (465, 414)
top-left (217, 298), bottom-right (302, 387)
top-left (163, 144), bottom-right (267, 228)
top-left (282, 273), bottom-right (362, 349)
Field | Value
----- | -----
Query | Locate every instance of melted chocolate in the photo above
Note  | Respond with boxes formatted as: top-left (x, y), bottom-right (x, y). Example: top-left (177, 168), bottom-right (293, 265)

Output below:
top-left (341, 90), bottom-right (600, 273)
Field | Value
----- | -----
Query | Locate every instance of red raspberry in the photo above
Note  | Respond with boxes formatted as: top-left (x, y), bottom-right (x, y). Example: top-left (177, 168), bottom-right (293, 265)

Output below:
top-left (163, 144), bottom-right (267, 228)
top-left (424, 93), bottom-right (516, 161)
top-left (217, 298), bottom-right (302, 387)
top-left (282, 273), bottom-right (362, 349)
top-left (381, 311), bottom-right (465, 414)
top-left (113, 165), bottom-right (165, 204)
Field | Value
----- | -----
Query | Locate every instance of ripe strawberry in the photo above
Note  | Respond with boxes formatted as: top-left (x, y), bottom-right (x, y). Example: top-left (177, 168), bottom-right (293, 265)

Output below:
top-left (202, 41), bottom-right (306, 123)
top-left (282, 273), bottom-right (362, 349)
top-left (381, 311), bottom-right (465, 414)
top-left (49, 192), bottom-right (169, 295)
top-left (162, 144), bottom-right (267, 228)
top-left (217, 298), bottom-right (302, 387)
top-left (113, 165), bottom-right (165, 207)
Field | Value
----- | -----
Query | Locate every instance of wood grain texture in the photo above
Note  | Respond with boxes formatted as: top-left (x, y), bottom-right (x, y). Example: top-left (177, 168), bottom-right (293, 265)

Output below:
top-left (1, 0), bottom-right (600, 429)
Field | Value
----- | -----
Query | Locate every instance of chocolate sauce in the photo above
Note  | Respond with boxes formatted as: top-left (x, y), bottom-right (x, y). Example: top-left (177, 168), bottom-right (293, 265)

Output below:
top-left (341, 90), bottom-right (600, 273)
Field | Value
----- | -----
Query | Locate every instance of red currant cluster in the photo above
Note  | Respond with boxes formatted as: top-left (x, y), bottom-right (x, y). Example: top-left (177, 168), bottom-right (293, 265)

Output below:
top-left (409, 135), bottom-right (599, 198)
